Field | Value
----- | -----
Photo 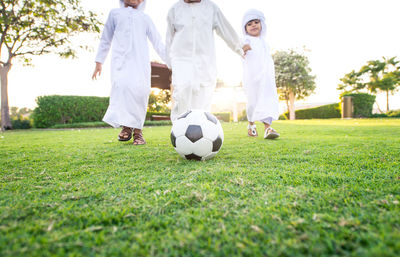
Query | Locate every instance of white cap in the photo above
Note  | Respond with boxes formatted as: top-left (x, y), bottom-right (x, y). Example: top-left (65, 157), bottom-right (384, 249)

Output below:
top-left (242, 9), bottom-right (267, 37)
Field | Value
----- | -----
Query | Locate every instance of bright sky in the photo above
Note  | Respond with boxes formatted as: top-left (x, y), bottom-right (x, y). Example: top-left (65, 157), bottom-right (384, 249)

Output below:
top-left (7, 0), bottom-right (400, 111)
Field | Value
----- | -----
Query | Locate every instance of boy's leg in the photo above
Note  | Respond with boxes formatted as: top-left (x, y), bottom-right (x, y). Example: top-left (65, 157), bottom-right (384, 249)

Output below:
top-left (171, 85), bottom-right (193, 121)
top-left (191, 86), bottom-right (213, 112)
top-left (133, 128), bottom-right (146, 145)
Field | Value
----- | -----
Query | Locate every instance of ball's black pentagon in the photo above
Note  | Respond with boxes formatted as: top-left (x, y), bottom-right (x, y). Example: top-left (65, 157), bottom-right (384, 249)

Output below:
top-left (170, 131), bottom-right (176, 147)
top-left (205, 112), bottom-right (218, 124)
top-left (178, 110), bottom-right (192, 120)
top-left (185, 153), bottom-right (202, 161)
top-left (185, 125), bottom-right (203, 143)
top-left (212, 136), bottom-right (223, 152)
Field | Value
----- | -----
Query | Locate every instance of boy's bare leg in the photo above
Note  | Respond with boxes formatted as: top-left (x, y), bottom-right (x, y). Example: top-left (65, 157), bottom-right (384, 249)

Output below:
top-left (133, 128), bottom-right (146, 145)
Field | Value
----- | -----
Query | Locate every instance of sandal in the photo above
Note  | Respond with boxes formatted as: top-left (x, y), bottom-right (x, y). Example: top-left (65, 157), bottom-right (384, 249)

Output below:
top-left (133, 130), bottom-right (146, 145)
top-left (264, 127), bottom-right (280, 139)
top-left (118, 126), bottom-right (133, 141)
top-left (247, 124), bottom-right (258, 137)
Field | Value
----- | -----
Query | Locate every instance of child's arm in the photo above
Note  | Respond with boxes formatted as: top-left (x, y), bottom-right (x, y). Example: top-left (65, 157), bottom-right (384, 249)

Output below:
top-left (213, 6), bottom-right (244, 57)
top-left (146, 16), bottom-right (167, 64)
top-left (92, 62), bottom-right (102, 80)
top-left (92, 11), bottom-right (115, 79)
top-left (165, 8), bottom-right (175, 69)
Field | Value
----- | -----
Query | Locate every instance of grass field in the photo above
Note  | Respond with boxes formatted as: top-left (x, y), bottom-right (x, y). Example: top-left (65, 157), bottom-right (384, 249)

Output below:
top-left (1, 119), bottom-right (400, 256)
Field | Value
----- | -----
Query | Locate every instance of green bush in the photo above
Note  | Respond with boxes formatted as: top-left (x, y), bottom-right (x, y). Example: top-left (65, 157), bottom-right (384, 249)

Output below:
top-left (279, 114), bottom-right (287, 120)
top-left (388, 109), bottom-right (400, 117)
top-left (371, 109), bottom-right (400, 118)
top-left (283, 103), bottom-right (341, 119)
top-left (341, 93), bottom-right (376, 118)
top-left (11, 118), bottom-right (32, 129)
top-left (213, 112), bottom-right (230, 122)
top-left (1, 107), bottom-right (34, 129)
top-left (33, 95), bottom-right (109, 128)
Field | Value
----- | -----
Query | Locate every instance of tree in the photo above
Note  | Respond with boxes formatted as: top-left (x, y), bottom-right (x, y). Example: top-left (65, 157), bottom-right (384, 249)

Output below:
top-left (0, 0), bottom-right (101, 130)
top-left (273, 49), bottom-right (316, 120)
top-left (338, 57), bottom-right (400, 112)
top-left (148, 89), bottom-right (171, 113)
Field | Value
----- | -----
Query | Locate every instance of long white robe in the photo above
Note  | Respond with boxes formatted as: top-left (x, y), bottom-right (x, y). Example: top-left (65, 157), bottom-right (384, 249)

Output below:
top-left (242, 10), bottom-right (279, 123)
top-left (166, 0), bottom-right (244, 120)
top-left (95, 5), bottom-right (165, 129)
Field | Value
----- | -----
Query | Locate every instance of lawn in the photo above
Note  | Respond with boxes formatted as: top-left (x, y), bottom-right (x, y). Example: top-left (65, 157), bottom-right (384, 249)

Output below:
top-left (1, 119), bottom-right (399, 256)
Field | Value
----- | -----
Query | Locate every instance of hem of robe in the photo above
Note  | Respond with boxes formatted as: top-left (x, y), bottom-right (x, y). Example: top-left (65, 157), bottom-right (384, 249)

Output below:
top-left (248, 114), bottom-right (278, 123)
top-left (102, 117), bottom-right (144, 130)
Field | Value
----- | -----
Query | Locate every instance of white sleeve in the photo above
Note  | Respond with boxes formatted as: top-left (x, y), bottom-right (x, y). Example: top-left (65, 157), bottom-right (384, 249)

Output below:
top-left (165, 9), bottom-right (175, 69)
top-left (95, 11), bottom-right (115, 64)
top-left (146, 16), bottom-right (167, 63)
top-left (213, 6), bottom-right (244, 57)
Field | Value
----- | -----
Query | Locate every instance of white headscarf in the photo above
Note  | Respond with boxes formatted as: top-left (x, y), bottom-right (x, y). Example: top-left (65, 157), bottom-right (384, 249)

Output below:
top-left (242, 9), bottom-right (267, 37)
top-left (119, 0), bottom-right (146, 11)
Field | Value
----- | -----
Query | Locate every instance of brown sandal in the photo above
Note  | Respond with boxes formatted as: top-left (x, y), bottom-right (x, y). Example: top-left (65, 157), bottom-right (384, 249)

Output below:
top-left (133, 130), bottom-right (146, 145)
top-left (118, 126), bottom-right (133, 141)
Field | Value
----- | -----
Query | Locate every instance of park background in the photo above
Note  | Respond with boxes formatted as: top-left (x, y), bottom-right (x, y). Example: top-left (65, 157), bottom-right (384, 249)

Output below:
top-left (6, 0), bottom-right (400, 113)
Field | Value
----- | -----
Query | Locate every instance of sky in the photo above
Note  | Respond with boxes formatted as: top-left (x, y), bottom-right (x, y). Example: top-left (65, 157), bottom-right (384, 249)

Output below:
top-left (5, 0), bottom-right (400, 111)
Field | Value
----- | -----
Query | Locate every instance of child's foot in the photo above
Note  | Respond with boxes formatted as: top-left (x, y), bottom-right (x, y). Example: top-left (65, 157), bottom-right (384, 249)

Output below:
top-left (247, 124), bottom-right (258, 137)
top-left (118, 126), bottom-right (133, 141)
top-left (133, 130), bottom-right (146, 145)
top-left (264, 127), bottom-right (280, 139)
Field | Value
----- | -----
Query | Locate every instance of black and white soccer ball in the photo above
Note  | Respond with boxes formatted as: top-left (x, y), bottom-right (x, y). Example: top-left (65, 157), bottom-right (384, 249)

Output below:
top-left (170, 110), bottom-right (224, 161)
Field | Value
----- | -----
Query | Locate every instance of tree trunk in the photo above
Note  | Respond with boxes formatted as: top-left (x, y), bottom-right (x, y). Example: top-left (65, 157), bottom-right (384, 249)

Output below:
top-left (289, 90), bottom-right (296, 120)
top-left (0, 63), bottom-right (12, 131)
top-left (285, 98), bottom-right (290, 119)
top-left (386, 90), bottom-right (390, 112)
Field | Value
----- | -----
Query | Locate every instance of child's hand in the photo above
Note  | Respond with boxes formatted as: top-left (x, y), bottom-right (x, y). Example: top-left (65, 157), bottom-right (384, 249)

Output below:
top-left (242, 44), bottom-right (252, 56)
top-left (92, 62), bottom-right (102, 80)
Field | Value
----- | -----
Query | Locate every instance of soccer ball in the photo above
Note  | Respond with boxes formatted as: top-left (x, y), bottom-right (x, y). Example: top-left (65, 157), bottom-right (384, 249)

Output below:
top-left (170, 110), bottom-right (224, 161)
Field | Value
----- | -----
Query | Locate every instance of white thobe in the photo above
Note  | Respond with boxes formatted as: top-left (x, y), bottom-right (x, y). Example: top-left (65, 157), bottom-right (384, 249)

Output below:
top-left (95, 7), bottom-right (166, 129)
top-left (242, 35), bottom-right (279, 123)
top-left (166, 0), bottom-right (244, 120)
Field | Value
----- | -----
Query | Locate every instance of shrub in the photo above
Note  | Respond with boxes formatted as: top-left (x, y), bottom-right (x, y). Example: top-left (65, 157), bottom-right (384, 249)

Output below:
top-left (11, 118), bottom-right (32, 129)
top-left (3, 107), bottom-right (34, 129)
top-left (341, 93), bottom-right (376, 118)
top-left (388, 109), bottom-right (400, 117)
top-left (372, 110), bottom-right (400, 118)
top-left (279, 114), bottom-right (287, 120)
top-left (33, 95), bottom-right (109, 128)
top-left (283, 103), bottom-right (341, 119)
top-left (213, 112), bottom-right (230, 122)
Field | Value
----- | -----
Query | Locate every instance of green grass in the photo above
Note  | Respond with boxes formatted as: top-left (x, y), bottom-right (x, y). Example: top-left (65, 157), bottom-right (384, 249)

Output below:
top-left (1, 119), bottom-right (400, 257)
top-left (50, 120), bottom-right (172, 129)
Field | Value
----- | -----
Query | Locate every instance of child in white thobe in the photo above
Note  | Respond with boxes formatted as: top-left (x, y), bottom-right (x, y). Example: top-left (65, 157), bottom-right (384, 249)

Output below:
top-left (166, 0), bottom-right (248, 121)
top-left (92, 0), bottom-right (165, 145)
top-left (242, 9), bottom-right (280, 139)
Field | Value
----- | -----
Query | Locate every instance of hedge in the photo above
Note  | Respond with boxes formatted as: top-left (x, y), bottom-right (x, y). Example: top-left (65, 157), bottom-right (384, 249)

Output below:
top-left (213, 112), bottom-right (231, 122)
top-left (33, 95), bottom-right (109, 128)
top-left (371, 109), bottom-right (400, 118)
top-left (32, 95), bottom-right (229, 128)
top-left (341, 93), bottom-right (376, 118)
top-left (283, 103), bottom-right (341, 119)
